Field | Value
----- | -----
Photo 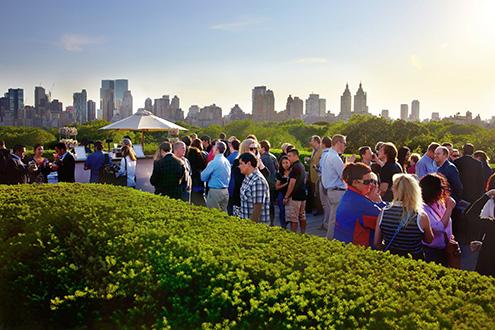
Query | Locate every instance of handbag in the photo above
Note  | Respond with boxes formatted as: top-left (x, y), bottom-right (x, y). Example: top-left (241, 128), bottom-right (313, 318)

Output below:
top-left (114, 157), bottom-right (128, 186)
top-left (99, 154), bottom-right (120, 184)
top-left (444, 232), bottom-right (461, 269)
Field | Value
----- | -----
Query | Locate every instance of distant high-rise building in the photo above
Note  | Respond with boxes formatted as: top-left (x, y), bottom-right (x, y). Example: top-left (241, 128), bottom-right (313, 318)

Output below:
top-left (431, 112), bottom-right (440, 121)
top-left (8, 88), bottom-right (24, 121)
top-left (339, 84), bottom-right (352, 120)
top-left (100, 80), bottom-right (114, 122)
top-left (114, 79), bottom-right (128, 110)
top-left (287, 95), bottom-right (303, 119)
top-left (400, 104), bottom-right (409, 121)
top-left (381, 109), bottom-right (390, 119)
top-left (252, 86), bottom-right (275, 121)
top-left (120, 90), bottom-right (133, 118)
top-left (353, 83), bottom-right (368, 114)
top-left (154, 95), bottom-right (170, 117)
top-left (50, 99), bottom-right (63, 113)
top-left (0, 94), bottom-right (9, 123)
top-left (170, 95), bottom-right (180, 111)
top-left (144, 98), bottom-right (153, 112)
top-left (306, 94), bottom-right (326, 117)
top-left (410, 100), bottom-right (420, 121)
top-left (87, 100), bottom-right (96, 121)
top-left (34, 86), bottom-right (49, 109)
top-left (225, 104), bottom-right (249, 123)
top-left (73, 89), bottom-right (88, 124)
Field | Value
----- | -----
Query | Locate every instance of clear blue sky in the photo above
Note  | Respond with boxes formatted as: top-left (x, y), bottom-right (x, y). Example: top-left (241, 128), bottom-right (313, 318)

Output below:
top-left (1, 0), bottom-right (494, 119)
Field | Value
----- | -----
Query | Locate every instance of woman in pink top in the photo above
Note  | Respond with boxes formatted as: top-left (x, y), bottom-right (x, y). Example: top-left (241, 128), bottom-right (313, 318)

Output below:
top-left (419, 173), bottom-right (456, 266)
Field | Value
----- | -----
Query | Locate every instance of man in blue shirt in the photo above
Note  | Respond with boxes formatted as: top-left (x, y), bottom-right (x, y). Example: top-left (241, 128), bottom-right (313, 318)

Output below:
top-left (227, 139), bottom-right (240, 165)
top-left (435, 146), bottom-right (463, 201)
top-left (84, 141), bottom-right (111, 183)
top-left (416, 142), bottom-right (439, 178)
top-left (201, 141), bottom-right (231, 212)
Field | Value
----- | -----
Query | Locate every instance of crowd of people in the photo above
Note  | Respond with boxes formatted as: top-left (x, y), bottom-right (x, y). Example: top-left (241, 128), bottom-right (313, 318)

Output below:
top-left (0, 133), bottom-right (494, 276)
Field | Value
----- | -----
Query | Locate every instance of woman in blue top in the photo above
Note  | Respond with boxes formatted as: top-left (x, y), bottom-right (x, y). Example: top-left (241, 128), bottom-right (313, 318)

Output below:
top-left (334, 163), bottom-right (385, 247)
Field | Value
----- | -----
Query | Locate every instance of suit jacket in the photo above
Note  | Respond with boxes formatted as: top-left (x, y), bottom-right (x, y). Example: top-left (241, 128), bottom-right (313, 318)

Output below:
top-left (57, 152), bottom-right (76, 183)
top-left (309, 147), bottom-right (323, 184)
top-left (437, 160), bottom-right (463, 202)
top-left (150, 154), bottom-right (185, 199)
top-left (454, 155), bottom-right (484, 203)
top-left (8, 155), bottom-right (28, 184)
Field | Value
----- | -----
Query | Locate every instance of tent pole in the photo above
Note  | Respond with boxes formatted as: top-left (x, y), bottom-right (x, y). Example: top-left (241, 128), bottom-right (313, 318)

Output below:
top-left (141, 131), bottom-right (144, 147)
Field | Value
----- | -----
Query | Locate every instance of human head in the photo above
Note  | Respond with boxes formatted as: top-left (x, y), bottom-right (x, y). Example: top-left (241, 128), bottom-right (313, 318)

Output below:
top-left (287, 149), bottom-right (300, 164)
top-left (191, 138), bottom-right (203, 150)
top-left (33, 143), bottom-right (44, 157)
top-left (321, 136), bottom-right (332, 149)
top-left (239, 138), bottom-right (257, 156)
top-left (173, 141), bottom-right (186, 158)
top-left (379, 142), bottom-right (398, 163)
top-left (122, 137), bottom-right (133, 147)
top-left (278, 155), bottom-right (291, 172)
top-left (310, 135), bottom-right (321, 149)
top-left (54, 142), bottom-right (67, 156)
top-left (214, 141), bottom-right (226, 155)
top-left (426, 142), bottom-right (440, 158)
top-left (441, 142), bottom-right (453, 156)
top-left (219, 133), bottom-right (226, 140)
top-left (474, 150), bottom-right (489, 164)
top-left (342, 162), bottom-right (374, 195)
top-left (462, 143), bottom-right (475, 156)
top-left (238, 152), bottom-right (258, 176)
top-left (391, 174), bottom-right (423, 213)
top-left (121, 145), bottom-right (137, 161)
top-left (0, 140), bottom-right (5, 149)
top-left (200, 135), bottom-right (211, 149)
top-left (375, 141), bottom-right (384, 153)
top-left (358, 146), bottom-right (373, 163)
top-left (420, 173), bottom-right (450, 206)
top-left (13, 144), bottom-right (26, 158)
top-left (259, 140), bottom-right (271, 155)
top-left (94, 141), bottom-right (103, 151)
top-left (434, 146), bottom-right (449, 166)
top-left (229, 139), bottom-right (240, 153)
top-left (190, 133), bottom-right (198, 141)
top-left (486, 173), bottom-right (495, 191)
top-left (451, 149), bottom-right (460, 160)
top-left (397, 146), bottom-right (411, 166)
top-left (409, 153), bottom-right (420, 166)
top-left (331, 134), bottom-right (347, 154)
top-left (181, 136), bottom-right (191, 147)
top-left (158, 141), bottom-right (172, 158)
top-left (246, 134), bottom-right (258, 142)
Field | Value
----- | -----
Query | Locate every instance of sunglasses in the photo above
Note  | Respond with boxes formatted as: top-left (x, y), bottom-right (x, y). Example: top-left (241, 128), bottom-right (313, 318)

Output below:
top-left (357, 179), bottom-right (378, 185)
top-left (249, 147), bottom-right (258, 151)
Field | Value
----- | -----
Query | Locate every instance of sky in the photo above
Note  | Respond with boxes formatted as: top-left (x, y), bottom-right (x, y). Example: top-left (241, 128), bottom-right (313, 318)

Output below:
top-left (1, 0), bottom-right (495, 120)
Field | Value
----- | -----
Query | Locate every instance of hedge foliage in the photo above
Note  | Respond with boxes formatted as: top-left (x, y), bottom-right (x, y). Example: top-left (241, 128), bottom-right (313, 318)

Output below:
top-left (1, 184), bottom-right (494, 329)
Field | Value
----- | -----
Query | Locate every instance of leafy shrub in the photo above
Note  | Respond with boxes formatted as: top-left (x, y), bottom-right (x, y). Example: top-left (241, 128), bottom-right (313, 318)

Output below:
top-left (0, 126), bottom-right (57, 148)
top-left (1, 184), bottom-right (494, 329)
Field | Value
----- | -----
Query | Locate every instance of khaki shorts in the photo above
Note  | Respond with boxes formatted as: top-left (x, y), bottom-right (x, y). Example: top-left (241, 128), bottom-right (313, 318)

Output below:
top-left (286, 198), bottom-right (307, 223)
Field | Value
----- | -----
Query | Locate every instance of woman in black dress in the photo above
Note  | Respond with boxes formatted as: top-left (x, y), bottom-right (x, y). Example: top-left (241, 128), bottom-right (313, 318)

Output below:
top-left (27, 144), bottom-right (51, 183)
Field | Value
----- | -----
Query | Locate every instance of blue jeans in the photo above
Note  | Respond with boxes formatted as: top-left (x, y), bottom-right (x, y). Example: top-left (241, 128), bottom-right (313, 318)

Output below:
top-left (277, 192), bottom-right (286, 229)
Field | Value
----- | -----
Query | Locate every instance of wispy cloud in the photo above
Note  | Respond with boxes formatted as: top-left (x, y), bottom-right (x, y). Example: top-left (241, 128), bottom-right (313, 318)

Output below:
top-left (209, 18), bottom-right (265, 31)
top-left (409, 54), bottom-right (422, 70)
top-left (59, 33), bottom-right (104, 52)
top-left (293, 57), bottom-right (328, 64)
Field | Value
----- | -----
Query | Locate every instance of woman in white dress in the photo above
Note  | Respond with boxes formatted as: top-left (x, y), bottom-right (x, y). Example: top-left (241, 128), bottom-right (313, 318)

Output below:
top-left (117, 145), bottom-right (137, 188)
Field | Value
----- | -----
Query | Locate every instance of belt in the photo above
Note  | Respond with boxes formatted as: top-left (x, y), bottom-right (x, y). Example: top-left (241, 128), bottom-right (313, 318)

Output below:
top-left (328, 187), bottom-right (346, 191)
top-left (209, 187), bottom-right (227, 190)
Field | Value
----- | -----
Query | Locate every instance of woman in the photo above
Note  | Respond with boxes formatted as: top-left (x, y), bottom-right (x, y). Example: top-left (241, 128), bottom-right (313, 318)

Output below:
top-left (474, 150), bottom-right (493, 188)
top-left (378, 142), bottom-right (403, 202)
top-left (187, 138), bottom-right (207, 206)
top-left (407, 153), bottom-right (420, 175)
top-left (117, 145), bottom-right (137, 188)
top-left (465, 174), bottom-right (495, 276)
top-left (275, 155), bottom-right (291, 229)
top-left (335, 163), bottom-right (385, 247)
top-left (419, 173), bottom-right (456, 266)
top-left (27, 144), bottom-right (51, 183)
top-left (374, 174), bottom-right (434, 260)
top-left (397, 146), bottom-right (411, 173)
top-left (229, 138), bottom-right (269, 217)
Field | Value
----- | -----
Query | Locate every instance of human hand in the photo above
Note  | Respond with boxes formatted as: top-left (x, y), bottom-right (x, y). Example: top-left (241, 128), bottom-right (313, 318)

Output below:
top-left (347, 154), bottom-right (356, 163)
top-left (445, 196), bottom-right (456, 210)
top-left (486, 189), bottom-right (495, 199)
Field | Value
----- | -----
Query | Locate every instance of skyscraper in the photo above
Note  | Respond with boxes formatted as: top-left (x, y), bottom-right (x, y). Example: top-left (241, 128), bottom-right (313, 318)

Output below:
top-left (252, 86), bottom-right (275, 121)
top-left (339, 84), bottom-right (352, 120)
top-left (100, 80), bottom-right (114, 122)
top-left (410, 100), bottom-right (420, 121)
top-left (319, 98), bottom-right (326, 116)
top-left (286, 95), bottom-right (304, 119)
top-left (305, 94), bottom-right (322, 116)
top-left (73, 89), bottom-right (88, 124)
top-left (353, 83), bottom-right (368, 114)
top-left (400, 104), bottom-right (409, 121)
top-left (114, 79), bottom-right (128, 110)
top-left (8, 88), bottom-right (23, 121)
top-left (120, 90), bottom-right (133, 118)
top-left (144, 98), bottom-right (153, 112)
top-left (87, 100), bottom-right (96, 121)
top-left (34, 86), bottom-right (49, 109)
top-left (381, 109), bottom-right (390, 119)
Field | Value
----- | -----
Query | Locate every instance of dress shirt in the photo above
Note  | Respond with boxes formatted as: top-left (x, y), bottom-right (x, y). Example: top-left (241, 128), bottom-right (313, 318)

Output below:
top-left (201, 153), bottom-right (231, 189)
top-left (320, 147), bottom-right (346, 190)
top-left (415, 153), bottom-right (438, 178)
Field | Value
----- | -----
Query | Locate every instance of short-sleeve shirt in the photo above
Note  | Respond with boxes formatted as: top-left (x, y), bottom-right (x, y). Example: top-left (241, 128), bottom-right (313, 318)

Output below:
top-left (276, 171), bottom-right (289, 196)
top-left (240, 169), bottom-right (270, 223)
top-left (288, 160), bottom-right (307, 201)
top-left (380, 161), bottom-right (403, 202)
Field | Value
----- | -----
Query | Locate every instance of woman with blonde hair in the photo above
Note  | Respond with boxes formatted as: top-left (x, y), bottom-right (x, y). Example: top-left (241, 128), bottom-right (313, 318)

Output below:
top-left (117, 145), bottom-right (137, 188)
top-left (374, 173), bottom-right (434, 260)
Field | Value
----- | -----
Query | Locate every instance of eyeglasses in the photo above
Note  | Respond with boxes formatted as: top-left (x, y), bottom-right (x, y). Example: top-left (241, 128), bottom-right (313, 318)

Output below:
top-left (357, 179), bottom-right (378, 185)
top-left (249, 147), bottom-right (258, 151)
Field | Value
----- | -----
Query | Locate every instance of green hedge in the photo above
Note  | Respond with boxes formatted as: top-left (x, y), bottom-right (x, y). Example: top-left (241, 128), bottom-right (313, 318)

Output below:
top-left (0, 184), bottom-right (494, 329)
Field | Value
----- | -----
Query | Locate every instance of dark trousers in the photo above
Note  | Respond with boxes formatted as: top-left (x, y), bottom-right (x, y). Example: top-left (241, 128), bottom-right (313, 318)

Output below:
top-left (191, 190), bottom-right (206, 206)
top-left (424, 246), bottom-right (448, 267)
top-left (277, 192), bottom-right (287, 229)
top-left (306, 181), bottom-right (323, 214)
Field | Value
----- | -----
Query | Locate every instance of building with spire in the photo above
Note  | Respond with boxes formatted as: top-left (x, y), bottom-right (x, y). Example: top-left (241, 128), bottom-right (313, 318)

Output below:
top-left (339, 83), bottom-right (352, 120)
top-left (252, 86), bottom-right (275, 121)
top-left (353, 82), bottom-right (368, 114)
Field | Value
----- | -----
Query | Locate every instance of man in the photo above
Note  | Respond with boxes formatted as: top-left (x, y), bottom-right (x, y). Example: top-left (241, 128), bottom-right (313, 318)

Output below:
top-left (451, 149), bottom-right (460, 161)
top-left (84, 141), bottom-right (111, 183)
top-left (284, 149), bottom-right (307, 233)
top-left (201, 141), bottom-right (231, 211)
top-left (454, 143), bottom-right (484, 203)
top-left (308, 135), bottom-right (324, 216)
top-left (173, 141), bottom-right (192, 203)
top-left (435, 146), bottom-right (463, 201)
top-left (201, 135), bottom-right (212, 154)
top-left (7, 144), bottom-right (28, 184)
top-left (442, 142), bottom-right (454, 161)
top-left (260, 140), bottom-right (278, 225)
top-left (227, 138), bottom-right (240, 165)
top-left (320, 134), bottom-right (347, 239)
top-left (358, 146), bottom-right (381, 176)
top-left (150, 142), bottom-right (185, 199)
top-left (53, 142), bottom-right (75, 183)
top-left (415, 142), bottom-right (440, 178)
top-left (318, 136), bottom-right (332, 229)
top-left (219, 133), bottom-right (230, 157)
top-left (238, 152), bottom-right (270, 223)
top-left (0, 140), bottom-right (12, 184)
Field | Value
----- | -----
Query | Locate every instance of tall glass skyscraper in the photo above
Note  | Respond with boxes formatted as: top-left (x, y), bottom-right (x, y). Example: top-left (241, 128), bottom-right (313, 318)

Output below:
top-left (114, 79), bottom-right (128, 110)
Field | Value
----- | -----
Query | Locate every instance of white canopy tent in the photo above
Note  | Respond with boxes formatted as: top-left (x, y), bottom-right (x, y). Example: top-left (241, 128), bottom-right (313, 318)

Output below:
top-left (99, 108), bottom-right (188, 147)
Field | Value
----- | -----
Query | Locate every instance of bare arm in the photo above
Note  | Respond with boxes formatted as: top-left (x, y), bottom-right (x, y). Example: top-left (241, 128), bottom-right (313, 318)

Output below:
top-left (420, 213), bottom-right (434, 244)
top-left (284, 178), bottom-right (296, 199)
top-left (275, 179), bottom-right (288, 191)
top-left (374, 212), bottom-right (383, 248)
top-left (250, 203), bottom-right (263, 223)
top-left (379, 182), bottom-right (389, 196)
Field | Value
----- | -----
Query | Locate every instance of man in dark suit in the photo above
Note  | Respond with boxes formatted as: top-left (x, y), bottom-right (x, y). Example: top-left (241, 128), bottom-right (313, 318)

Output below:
top-left (454, 143), bottom-right (484, 203)
top-left (150, 141), bottom-right (185, 199)
top-left (53, 142), bottom-right (75, 183)
top-left (7, 144), bottom-right (28, 184)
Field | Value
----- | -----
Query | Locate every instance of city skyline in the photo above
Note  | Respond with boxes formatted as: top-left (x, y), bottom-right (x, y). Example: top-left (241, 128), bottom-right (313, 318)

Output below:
top-left (1, 0), bottom-right (494, 119)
